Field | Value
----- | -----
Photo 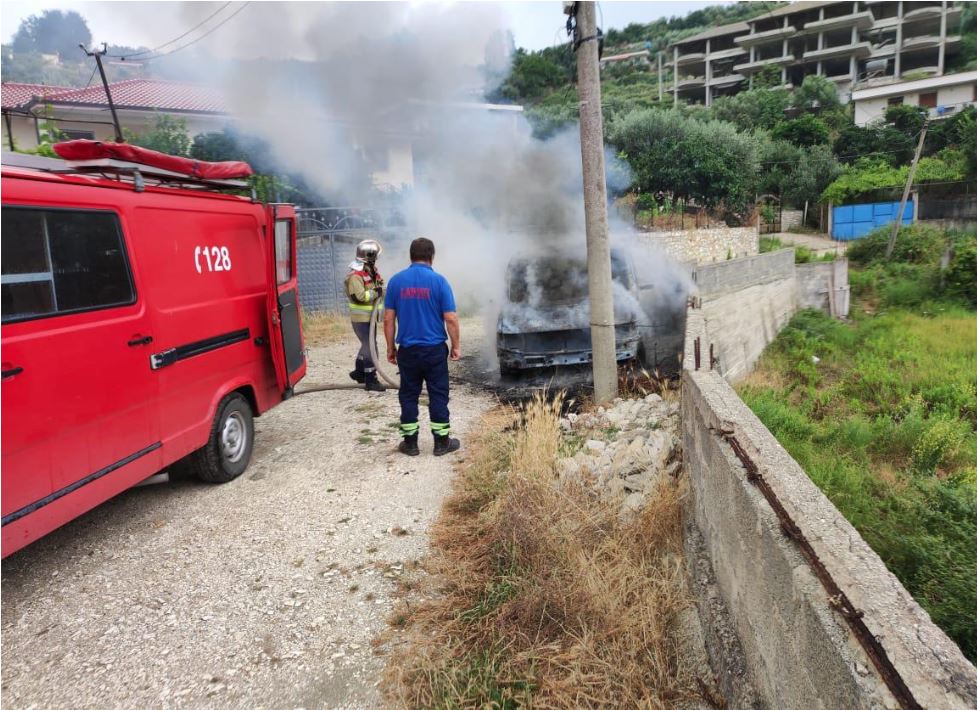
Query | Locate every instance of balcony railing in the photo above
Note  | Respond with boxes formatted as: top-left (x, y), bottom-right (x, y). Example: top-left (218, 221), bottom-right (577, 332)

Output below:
top-left (734, 55), bottom-right (793, 74)
top-left (735, 25), bottom-right (796, 47)
top-left (675, 52), bottom-right (706, 65)
top-left (676, 75), bottom-right (706, 89)
top-left (803, 10), bottom-right (874, 33)
top-left (802, 41), bottom-right (872, 62)
top-left (710, 73), bottom-right (746, 87)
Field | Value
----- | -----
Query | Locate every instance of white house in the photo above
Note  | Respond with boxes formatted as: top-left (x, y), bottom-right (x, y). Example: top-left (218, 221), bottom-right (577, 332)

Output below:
top-left (850, 69), bottom-right (977, 124)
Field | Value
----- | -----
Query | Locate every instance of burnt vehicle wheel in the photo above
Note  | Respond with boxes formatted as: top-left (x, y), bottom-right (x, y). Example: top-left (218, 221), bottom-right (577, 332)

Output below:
top-left (182, 393), bottom-right (255, 483)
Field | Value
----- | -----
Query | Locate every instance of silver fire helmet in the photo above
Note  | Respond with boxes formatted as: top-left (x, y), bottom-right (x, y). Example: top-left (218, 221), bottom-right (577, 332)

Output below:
top-left (355, 239), bottom-right (382, 264)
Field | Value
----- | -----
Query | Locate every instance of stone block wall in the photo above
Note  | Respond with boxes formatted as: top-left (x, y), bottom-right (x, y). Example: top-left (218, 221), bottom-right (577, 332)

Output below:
top-left (638, 226), bottom-right (758, 265)
top-left (781, 209), bottom-right (803, 231)
top-left (681, 310), bottom-right (977, 708)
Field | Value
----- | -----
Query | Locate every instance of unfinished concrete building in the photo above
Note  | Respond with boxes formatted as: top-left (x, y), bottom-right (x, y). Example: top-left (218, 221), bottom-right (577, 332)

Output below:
top-left (669, 0), bottom-right (964, 106)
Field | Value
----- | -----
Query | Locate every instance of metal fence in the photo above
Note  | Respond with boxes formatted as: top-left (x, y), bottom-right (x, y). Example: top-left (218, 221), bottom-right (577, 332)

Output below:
top-left (296, 206), bottom-right (408, 313)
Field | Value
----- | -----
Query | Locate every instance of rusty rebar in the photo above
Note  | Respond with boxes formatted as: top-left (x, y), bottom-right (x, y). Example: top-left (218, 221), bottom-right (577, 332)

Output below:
top-left (718, 431), bottom-right (921, 710)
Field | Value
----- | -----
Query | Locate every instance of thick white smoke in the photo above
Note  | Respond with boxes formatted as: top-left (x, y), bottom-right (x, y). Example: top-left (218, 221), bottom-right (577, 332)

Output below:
top-left (122, 2), bottom-right (693, 365)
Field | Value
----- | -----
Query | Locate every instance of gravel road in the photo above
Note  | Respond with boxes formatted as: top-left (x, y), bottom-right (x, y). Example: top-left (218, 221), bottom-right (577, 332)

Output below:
top-left (1, 326), bottom-right (493, 709)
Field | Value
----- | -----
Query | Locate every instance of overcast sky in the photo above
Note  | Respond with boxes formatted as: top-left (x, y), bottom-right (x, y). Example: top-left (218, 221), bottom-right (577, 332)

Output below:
top-left (2, 1), bottom-right (720, 54)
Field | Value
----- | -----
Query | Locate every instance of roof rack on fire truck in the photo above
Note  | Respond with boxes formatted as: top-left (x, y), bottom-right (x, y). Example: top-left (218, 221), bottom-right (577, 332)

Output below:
top-left (1, 141), bottom-right (255, 196)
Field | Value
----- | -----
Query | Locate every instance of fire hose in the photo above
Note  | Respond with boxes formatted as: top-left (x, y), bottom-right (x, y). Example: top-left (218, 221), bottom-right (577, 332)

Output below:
top-left (293, 299), bottom-right (400, 395)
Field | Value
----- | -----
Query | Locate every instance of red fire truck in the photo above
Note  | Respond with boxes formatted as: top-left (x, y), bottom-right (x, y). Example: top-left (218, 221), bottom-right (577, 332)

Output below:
top-left (1, 143), bottom-right (307, 557)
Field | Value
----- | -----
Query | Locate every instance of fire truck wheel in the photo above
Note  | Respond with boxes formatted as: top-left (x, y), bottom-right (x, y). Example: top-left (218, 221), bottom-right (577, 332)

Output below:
top-left (188, 393), bottom-right (255, 483)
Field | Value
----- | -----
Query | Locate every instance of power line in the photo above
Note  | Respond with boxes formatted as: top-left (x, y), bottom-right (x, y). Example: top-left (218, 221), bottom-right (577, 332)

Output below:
top-left (115, 2), bottom-right (249, 62)
top-left (108, 2), bottom-right (231, 58)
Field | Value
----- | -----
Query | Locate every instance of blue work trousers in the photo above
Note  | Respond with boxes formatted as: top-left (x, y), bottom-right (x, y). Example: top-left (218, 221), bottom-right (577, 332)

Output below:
top-left (397, 343), bottom-right (450, 437)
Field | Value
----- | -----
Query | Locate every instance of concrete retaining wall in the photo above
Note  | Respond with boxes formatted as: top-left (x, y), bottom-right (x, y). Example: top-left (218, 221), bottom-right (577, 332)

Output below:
top-left (796, 259), bottom-right (851, 319)
top-left (691, 250), bottom-right (797, 382)
top-left (682, 310), bottom-right (977, 709)
top-left (638, 226), bottom-right (758, 265)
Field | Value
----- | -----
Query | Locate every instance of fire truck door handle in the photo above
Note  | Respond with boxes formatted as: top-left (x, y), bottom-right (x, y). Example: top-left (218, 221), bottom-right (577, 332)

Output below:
top-left (2, 366), bottom-right (23, 380)
top-left (128, 335), bottom-right (154, 347)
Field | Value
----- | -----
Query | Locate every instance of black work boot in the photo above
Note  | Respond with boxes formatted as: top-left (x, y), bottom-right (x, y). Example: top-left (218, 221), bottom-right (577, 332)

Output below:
top-left (398, 433), bottom-right (420, 456)
top-left (433, 434), bottom-right (461, 457)
top-left (349, 358), bottom-right (365, 384)
top-left (364, 371), bottom-right (386, 392)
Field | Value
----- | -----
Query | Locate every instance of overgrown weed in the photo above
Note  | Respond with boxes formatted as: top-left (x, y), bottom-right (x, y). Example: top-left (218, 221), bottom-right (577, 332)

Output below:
top-left (383, 393), bottom-right (707, 708)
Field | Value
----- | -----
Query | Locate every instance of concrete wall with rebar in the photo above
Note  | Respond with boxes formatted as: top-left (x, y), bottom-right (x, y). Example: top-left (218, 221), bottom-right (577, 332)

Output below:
top-left (681, 309), bottom-right (977, 709)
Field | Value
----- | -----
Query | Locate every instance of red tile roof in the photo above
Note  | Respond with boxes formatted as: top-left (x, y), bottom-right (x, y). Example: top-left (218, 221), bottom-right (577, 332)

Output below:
top-left (3, 79), bottom-right (228, 115)
top-left (1, 82), bottom-right (72, 110)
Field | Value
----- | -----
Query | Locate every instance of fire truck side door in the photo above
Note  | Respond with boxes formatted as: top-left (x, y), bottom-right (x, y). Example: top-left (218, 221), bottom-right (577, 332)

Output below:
top-left (268, 206), bottom-right (306, 390)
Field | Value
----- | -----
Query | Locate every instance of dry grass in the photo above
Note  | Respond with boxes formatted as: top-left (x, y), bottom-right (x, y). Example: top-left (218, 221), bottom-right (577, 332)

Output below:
top-left (301, 310), bottom-right (351, 346)
top-left (382, 394), bottom-right (707, 709)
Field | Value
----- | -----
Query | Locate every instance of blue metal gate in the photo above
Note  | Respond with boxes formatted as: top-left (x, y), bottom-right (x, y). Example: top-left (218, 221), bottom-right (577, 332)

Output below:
top-left (831, 201), bottom-right (914, 241)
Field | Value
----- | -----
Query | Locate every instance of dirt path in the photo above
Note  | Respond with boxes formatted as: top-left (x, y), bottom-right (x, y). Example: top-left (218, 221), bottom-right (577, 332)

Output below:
top-left (1, 328), bottom-right (493, 709)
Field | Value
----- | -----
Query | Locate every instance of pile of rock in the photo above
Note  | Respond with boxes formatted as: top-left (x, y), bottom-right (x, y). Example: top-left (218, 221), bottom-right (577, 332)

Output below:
top-left (557, 393), bottom-right (682, 514)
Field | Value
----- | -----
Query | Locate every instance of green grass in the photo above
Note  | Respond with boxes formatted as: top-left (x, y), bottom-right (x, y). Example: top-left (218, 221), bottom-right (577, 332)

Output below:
top-left (738, 306), bottom-right (977, 661)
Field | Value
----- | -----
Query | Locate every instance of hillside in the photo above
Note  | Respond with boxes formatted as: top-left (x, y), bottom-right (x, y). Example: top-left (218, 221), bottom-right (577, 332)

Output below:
top-left (495, 1), bottom-right (785, 117)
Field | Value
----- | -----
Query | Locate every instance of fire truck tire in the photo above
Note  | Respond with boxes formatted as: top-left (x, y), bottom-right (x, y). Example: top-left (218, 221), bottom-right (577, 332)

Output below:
top-left (187, 393), bottom-right (255, 483)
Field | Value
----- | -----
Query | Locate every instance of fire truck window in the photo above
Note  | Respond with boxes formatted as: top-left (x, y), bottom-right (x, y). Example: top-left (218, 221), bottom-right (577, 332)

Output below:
top-left (1, 208), bottom-right (134, 322)
top-left (274, 220), bottom-right (291, 284)
top-left (1, 209), bottom-right (55, 320)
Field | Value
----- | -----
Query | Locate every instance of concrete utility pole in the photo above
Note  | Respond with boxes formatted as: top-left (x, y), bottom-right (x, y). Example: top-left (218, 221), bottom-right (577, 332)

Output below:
top-left (568, 1), bottom-right (618, 403)
top-left (886, 120), bottom-right (928, 259)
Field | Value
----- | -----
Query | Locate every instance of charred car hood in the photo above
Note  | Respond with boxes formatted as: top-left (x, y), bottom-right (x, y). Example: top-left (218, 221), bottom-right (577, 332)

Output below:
top-left (498, 302), bottom-right (634, 334)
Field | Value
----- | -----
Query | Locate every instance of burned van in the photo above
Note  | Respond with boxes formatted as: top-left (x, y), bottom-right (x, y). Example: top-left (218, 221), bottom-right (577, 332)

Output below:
top-left (496, 250), bottom-right (641, 375)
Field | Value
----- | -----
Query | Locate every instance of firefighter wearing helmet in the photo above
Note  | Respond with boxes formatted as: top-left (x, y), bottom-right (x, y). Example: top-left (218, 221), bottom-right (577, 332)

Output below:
top-left (345, 239), bottom-right (386, 392)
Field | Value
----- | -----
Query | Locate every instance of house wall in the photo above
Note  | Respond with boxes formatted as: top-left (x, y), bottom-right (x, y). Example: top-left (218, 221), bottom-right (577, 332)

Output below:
top-left (371, 139), bottom-right (414, 190)
top-left (1, 114), bottom-right (38, 151)
top-left (854, 81), bottom-right (976, 125)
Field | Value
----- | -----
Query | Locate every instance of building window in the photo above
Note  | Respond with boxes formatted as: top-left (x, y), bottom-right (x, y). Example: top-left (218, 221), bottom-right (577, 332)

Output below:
top-left (888, 96), bottom-right (904, 107)
top-left (1, 208), bottom-right (134, 323)
top-left (60, 129), bottom-right (95, 140)
top-left (919, 91), bottom-right (937, 109)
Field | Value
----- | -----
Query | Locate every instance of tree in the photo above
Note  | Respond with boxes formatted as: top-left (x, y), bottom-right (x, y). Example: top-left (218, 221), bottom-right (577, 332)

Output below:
top-left (710, 87), bottom-right (790, 131)
top-left (608, 109), bottom-right (760, 219)
top-left (885, 103), bottom-right (927, 138)
top-left (792, 75), bottom-right (839, 111)
top-left (12, 10), bottom-right (91, 58)
top-left (957, 112), bottom-right (977, 177)
top-left (126, 114), bottom-right (191, 156)
top-left (833, 123), bottom-right (914, 165)
top-left (771, 114), bottom-right (830, 147)
top-left (498, 49), bottom-right (569, 102)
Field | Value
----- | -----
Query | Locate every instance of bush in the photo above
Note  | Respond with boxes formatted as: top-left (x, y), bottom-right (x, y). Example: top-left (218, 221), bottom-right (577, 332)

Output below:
top-left (945, 239), bottom-right (977, 307)
top-left (771, 114), bottom-right (829, 147)
top-left (846, 224), bottom-right (945, 266)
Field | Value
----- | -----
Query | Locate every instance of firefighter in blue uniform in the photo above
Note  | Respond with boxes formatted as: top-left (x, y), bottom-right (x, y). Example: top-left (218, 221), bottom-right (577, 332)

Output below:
top-left (383, 237), bottom-right (461, 457)
top-left (345, 239), bottom-right (386, 392)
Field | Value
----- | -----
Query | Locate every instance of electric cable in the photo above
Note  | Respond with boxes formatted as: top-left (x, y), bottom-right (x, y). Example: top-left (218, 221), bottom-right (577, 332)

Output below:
top-left (108, 2), bottom-right (231, 58)
top-left (113, 3), bottom-right (250, 62)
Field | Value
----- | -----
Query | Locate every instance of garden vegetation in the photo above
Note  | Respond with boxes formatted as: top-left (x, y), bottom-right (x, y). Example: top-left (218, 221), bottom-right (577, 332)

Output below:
top-left (739, 225), bottom-right (977, 662)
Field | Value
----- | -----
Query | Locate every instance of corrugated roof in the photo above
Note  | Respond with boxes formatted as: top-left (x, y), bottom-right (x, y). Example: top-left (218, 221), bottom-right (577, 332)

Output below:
top-left (1, 82), bottom-right (73, 111)
top-left (669, 22), bottom-right (749, 47)
top-left (41, 79), bottom-right (228, 114)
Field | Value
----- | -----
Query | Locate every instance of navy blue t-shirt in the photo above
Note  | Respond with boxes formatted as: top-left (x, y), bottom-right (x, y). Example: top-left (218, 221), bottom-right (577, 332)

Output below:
top-left (384, 263), bottom-right (457, 347)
